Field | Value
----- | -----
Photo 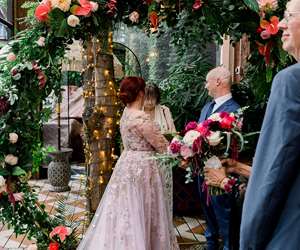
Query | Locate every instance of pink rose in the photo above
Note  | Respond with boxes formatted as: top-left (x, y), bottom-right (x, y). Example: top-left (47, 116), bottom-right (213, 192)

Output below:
top-left (260, 30), bottom-right (271, 40)
top-left (184, 121), bottom-right (198, 132)
top-left (180, 145), bottom-right (194, 159)
top-left (6, 52), bottom-right (16, 62)
top-left (193, 0), bottom-right (202, 10)
top-left (36, 36), bottom-right (46, 47)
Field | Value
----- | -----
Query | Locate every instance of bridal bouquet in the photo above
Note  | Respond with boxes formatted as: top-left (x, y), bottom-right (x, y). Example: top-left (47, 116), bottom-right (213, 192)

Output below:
top-left (167, 110), bottom-right (245, 195)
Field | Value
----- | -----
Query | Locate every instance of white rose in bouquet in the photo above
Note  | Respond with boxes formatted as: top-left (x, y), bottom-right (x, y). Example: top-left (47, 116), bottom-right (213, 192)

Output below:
top-left (207, 131), bottom-right (223, 146)
top-left (209, 113), bottom-right (222, 122)
top-left (5, 154), bottom-right (18, 166)
top-left (0, 175), bottom-right (6, 193)
top-left (67, 15), bottom-right (80, 27)
top-left (9, 132), bottom-right (18, 144)
top-left (183, 130), bottom-right (201, 146)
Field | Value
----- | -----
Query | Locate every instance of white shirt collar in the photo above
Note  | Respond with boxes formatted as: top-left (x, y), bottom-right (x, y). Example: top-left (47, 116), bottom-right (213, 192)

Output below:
top-left (213, 93), bottom-right (232, 112)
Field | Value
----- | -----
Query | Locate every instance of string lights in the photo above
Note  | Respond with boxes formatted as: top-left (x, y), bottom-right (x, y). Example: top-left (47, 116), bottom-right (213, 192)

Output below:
top-left (81, 31), bottom-right (120, 213)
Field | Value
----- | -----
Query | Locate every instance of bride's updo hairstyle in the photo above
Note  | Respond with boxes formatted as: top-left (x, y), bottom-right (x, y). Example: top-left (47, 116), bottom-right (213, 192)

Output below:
top-left (119, 76), bottom-right (146, 105)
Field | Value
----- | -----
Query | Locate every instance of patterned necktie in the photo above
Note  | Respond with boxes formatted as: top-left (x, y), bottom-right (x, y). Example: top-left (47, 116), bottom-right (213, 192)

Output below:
top-left (205, 101), bottom-right (215, 119)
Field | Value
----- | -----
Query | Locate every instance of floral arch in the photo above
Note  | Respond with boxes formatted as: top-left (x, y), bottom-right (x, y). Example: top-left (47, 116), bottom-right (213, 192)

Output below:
top-left (0, 0), bottom-right (291, 249)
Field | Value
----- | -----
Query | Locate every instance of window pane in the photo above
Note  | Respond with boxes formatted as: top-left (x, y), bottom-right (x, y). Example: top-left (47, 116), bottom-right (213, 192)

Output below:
top-left (0, 0), bottom-right (10, 40)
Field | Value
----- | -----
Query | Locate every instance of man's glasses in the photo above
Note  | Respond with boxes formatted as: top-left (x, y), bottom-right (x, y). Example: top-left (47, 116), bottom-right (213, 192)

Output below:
top-left (282, 11), bottom-right (300, 22)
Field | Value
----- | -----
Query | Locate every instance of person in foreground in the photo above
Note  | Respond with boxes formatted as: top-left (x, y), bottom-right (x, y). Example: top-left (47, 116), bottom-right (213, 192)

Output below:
top-left (77, 77), bottom-right (179, 250)
top-left (240, 1), bottom-right (300, 249)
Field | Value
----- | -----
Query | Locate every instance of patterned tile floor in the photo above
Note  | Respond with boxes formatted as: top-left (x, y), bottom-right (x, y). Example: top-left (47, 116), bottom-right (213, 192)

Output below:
top-left (0, 167), bottom-right (207, 250)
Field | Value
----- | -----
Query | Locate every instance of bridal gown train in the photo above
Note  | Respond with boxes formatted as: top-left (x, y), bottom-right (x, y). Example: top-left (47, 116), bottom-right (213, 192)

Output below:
top-left (77, 108), bottom-right (179, 250)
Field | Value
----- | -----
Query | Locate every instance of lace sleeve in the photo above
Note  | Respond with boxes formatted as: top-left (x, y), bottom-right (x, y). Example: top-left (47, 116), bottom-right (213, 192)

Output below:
top-left (136, 114), bottom-right (169, 154)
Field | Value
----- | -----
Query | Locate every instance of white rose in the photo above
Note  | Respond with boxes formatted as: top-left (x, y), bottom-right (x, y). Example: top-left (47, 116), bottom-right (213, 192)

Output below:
top-left (36, 36), bottom-right (46, 47)
top-left (67, 15), bottom-right (80, 27)
top-left (90, 1), bottom-right (99, 12)
top-left (208, 113), bottom-right (222, 122)
top-left (5, 154), bottom-right (18, 166)
top-left (183, 130), bottom-right (201, 146)
top-left (207, 131), bottom-right (223, 146)
top-left (27, 244), bottom-right (38, 250)
top-left (9, 132), bottom-right (18, 144)
top-left (0, 175), bottom-right (6, 193)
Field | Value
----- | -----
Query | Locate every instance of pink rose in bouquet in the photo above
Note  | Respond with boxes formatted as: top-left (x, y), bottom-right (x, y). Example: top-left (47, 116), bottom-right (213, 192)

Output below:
top-left (184, 121), bottom-right (198, 132)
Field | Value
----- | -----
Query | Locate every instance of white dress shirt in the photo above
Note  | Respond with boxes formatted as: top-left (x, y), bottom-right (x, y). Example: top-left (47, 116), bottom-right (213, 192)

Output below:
top-left (212, 93), bottom-right (232, 112)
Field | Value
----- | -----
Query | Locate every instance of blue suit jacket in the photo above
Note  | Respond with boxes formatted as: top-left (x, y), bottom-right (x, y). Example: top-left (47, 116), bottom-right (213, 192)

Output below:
top-left (240, 63), bottom-right (300, 250)
top-left (198, 98), bottom-right (240, 123)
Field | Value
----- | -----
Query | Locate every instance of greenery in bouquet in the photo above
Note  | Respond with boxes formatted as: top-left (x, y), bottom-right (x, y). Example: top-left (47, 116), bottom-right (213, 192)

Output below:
top-left (167, 110), bottom-right (245, 196)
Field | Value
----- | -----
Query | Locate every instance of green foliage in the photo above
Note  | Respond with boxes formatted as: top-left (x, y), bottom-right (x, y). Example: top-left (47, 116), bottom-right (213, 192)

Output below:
top-left (32, 144), bottom-right (55, 174)
top-left (160, 54), bottom-right (211, 130)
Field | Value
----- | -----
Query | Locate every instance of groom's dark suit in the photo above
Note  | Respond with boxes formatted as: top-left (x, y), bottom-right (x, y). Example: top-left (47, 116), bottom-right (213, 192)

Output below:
top-left (198, 97), bottom-right (240, 250)
top-left (240, 63), bottom-right (300, 249)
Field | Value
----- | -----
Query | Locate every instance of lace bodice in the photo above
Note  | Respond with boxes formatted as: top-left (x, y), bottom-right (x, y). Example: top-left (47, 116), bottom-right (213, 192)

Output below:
top-left (120, 108), bottom-right (168, 153)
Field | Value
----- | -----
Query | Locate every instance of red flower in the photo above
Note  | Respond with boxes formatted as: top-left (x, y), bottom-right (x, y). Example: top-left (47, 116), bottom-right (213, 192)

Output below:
top-left (192, 136), bottom-right (203, 153)
top-left (257, 41), bottom-right (273, 65)
top-left (219, 112), bottom-right (230, 118)
top-left (169, 141), bottom-right (181, 154)
top-left (256, 26), bottom-right (263, 33)
top-left (193, 0), bottom-right (202, 10)
top-left (185, 121), bottom-right (198, 132)
top-left (260, 16), bottom-right (279, 35)
top-left (196, 123), bottom-right (211, 137)
top-left (35, 0), bottom-right (51, 22)
top-left (149, 11), bottom-right (159, 32)
top-left (220, 114), bottom-right (235, 130)
top-left (48, 242), bottom-right (59, 250)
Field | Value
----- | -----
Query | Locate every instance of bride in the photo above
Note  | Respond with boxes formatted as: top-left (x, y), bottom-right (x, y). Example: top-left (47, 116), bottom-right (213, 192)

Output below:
top-left (77, 76), bottom-right (179, 250)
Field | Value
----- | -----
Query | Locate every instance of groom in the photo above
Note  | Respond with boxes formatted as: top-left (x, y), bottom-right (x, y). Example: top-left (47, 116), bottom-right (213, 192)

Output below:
top-left (240, 0), bottom-right (300, 249)
top-left (198, 66), bottom-right (240, 250)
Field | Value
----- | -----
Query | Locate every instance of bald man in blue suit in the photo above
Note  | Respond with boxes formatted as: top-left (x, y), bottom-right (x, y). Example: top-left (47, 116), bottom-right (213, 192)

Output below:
top-left (198, 66), bottom-right (240, 250)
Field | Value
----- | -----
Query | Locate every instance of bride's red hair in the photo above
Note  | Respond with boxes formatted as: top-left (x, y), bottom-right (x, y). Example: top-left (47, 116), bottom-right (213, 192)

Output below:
top-left (119, 77), bottom-right (145, 105)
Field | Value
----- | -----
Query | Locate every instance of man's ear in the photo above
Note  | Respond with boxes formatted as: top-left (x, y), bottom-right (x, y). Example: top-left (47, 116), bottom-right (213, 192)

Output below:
top-left (216, 78), bottom-right (221, 86)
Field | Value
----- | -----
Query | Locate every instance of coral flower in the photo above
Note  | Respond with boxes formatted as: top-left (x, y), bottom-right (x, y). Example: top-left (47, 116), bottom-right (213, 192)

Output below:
top-left (260, 16), bottom-right (279, 35)
top-left (35, 0), bottom-right (51, 22)
top-left (50, 226), bottom-right (71, 242)
top-left (71, 0), bottom-right (99, 16)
